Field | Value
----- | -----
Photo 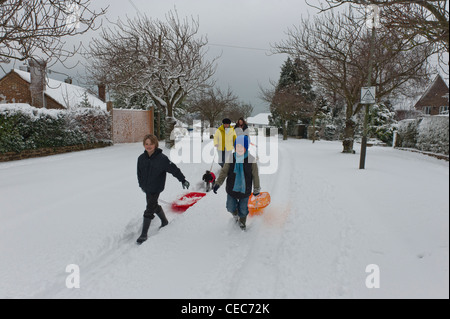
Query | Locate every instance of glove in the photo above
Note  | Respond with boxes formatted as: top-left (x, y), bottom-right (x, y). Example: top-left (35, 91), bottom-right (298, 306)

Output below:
top-left (213, 184), bottom-right (220, 194)
top-left (182, 180), bottom-right (190, 189)
top-left (253, 192), bottom-right (260, 197)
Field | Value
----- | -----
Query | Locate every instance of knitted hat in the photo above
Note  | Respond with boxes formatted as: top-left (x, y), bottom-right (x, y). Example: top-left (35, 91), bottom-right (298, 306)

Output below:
top-left (222, 118), bottom-right (231, 124)
top-left (234, 135), bottom-right (249, 150)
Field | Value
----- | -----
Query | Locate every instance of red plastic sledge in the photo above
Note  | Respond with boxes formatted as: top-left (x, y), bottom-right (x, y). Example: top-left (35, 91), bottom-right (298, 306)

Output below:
top-left (171, 192), bottom-right (207, 213)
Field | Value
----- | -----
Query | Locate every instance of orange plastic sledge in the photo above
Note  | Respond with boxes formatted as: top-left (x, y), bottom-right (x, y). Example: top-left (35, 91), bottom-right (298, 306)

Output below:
top-left (172, 192), bottom-right (206, 213)
top-left (248, 192), bottom-right (271, 216)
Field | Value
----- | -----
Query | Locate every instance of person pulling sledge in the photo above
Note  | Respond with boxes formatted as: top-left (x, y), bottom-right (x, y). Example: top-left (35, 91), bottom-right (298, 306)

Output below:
top-left (213, 135), bottom-right (261, 230)
top-left (137, 134), bottom-right (190, 244)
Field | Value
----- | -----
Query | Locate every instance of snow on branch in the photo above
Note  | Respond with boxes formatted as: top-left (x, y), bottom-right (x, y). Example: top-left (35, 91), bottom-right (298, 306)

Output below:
top-left (86, 9), bottom-right (218, 118)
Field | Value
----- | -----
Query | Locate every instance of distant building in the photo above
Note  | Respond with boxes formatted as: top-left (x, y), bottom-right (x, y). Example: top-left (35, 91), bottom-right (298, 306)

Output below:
top-left (414, 74), bottom-right (449, 116)
top-left (246, 112), bottom-right (277, 136)
top-left (247, 112), bottom-right (271, 129)
top-left (0, 68), bottom-right (106, 110)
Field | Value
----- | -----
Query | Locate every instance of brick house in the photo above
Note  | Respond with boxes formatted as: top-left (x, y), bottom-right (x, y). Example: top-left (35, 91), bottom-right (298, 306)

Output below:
top-left (0, 66), bottom-right (154, 145)
top-left (414, 74), bottom-right (449, 116)
top-left (0, 68), bottom-right (106, 110)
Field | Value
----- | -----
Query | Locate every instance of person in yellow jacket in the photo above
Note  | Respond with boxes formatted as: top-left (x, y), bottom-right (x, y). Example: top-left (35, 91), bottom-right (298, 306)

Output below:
top-left (214, 118), bottom-right (237, 167)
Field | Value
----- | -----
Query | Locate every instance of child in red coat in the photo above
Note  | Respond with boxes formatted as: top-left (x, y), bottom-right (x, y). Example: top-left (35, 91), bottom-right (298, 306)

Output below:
top-left (202, 170), bottom-right (216, 192)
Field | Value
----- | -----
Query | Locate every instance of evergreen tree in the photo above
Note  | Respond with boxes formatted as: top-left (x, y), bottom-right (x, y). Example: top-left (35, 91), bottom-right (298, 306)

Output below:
top-left (368, 102), bottom-right (397, 146)
top-left (270, 57), bottom-right (316, 137)
top-left (277, 57), bottom-right (316, 103)
top-left (78, 92), bottom-right (93, 108)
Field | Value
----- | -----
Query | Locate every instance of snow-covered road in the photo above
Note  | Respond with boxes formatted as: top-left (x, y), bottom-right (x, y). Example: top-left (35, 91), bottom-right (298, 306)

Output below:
top-left (0, 137), bottom-right (448, 298)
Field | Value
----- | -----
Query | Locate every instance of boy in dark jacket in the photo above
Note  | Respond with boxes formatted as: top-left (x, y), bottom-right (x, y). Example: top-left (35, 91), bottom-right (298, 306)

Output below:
top-left (137, 134), bottom-right (190, 244)
top-left (213, 135), bottom-right (260, 230)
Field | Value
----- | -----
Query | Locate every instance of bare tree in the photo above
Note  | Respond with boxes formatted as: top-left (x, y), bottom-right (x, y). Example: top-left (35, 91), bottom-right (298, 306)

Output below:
top-left (188, 87), bottom-right (238, 139)
top-left (310, 0), bottom-right (449, 72)
top-left (0, 0), bottom-right (106, 65)
top-left (273, 8), bottom-right (431, 152)
top-left (224, 101), bottom-right (254, 123)
top-left (88, 10), bottom-right (217, 148)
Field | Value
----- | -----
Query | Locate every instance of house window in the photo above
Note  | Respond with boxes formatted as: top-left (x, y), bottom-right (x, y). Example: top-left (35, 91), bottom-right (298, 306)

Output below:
top-left (423, 106), bottom-right (431, 115)
top-left (440, 106), bottom-right (449, 114)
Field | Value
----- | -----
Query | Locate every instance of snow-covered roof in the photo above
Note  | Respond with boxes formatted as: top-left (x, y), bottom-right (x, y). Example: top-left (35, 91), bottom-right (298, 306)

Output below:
top-left (247, 113), bottom-right (270, 126)
top-left (12, 69), bottom-right (107, 110)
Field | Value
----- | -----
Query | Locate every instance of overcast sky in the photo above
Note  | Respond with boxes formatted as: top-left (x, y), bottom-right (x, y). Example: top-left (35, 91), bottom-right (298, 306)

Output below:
top-left (4, 0), bottom-right (316, 115)
top-left (2, 1), bottom-right (448, 115)
top-left (91, 0), bottom-right (316, 115)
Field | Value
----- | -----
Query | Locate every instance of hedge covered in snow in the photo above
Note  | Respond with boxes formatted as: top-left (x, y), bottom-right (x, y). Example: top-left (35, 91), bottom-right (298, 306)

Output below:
top-left (396, 115), bottom-right (449, 155)
top-left (0, 104), bottom-right (112, 153)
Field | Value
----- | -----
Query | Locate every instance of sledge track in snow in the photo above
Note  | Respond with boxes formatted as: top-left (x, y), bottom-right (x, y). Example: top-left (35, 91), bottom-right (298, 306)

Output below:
top-left (33, 140), bottom-right (359, 298)
top-left (219, 139), bottom-right (296, 298)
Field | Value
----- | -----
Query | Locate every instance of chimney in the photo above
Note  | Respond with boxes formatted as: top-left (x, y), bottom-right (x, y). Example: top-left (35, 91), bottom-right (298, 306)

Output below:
top-left (29, 58), bottom-right (47, 108)
top-left (64, 77), bottom-right (73, 84)
top-left (19, 65), bottom-right (30, 72)
top-left (98, 84), bottom-right (106, 102)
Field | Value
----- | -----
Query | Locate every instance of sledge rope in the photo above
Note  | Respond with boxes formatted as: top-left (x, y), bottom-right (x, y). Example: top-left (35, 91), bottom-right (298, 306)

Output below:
top-left (250, 142), bottom-right (259, 162)
top-left (209, 150), bottom-right (216, 172)
top-left (158, 198), bottom-right (171, 205)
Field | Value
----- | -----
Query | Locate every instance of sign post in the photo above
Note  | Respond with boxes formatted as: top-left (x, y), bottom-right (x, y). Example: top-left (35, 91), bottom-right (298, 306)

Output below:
top-left (359, 5), bottom-right (379, 170)
top-left (361, 87), bottom-right (376, 105)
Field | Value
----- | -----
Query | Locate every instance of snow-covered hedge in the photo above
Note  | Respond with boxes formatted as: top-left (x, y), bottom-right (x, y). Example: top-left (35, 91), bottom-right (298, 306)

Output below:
top-left (396, 115), bottom-right (449, 155)
top-left (396, 119), bottom-right (418, 149)
top-left (0, 104), bottom-right (112, 153)
top-left (416, 116), bottom-right (449, 155)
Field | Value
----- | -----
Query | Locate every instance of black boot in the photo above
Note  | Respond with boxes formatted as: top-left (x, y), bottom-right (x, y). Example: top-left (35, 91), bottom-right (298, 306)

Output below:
top-left (136, 217), bottom-right (152, 244)
top-left (239, 216), bottom-right (247, 230)
top-left (155, 206), bottom-right (169, 229)
top-left (231, 210), bottom-right (239, 223)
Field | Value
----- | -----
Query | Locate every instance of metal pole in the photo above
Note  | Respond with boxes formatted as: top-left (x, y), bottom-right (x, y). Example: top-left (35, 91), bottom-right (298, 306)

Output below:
top-left (359, 19), bottom-right (377, 169)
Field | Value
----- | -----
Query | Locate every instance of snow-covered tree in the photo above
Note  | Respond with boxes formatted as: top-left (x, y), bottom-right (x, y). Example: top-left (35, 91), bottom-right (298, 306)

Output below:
top-left (273, 8), bottom-right (432, 153)
top-left (0, 0), bottom-right (106, 64)
top-left (315, 0), bottom-right (449, 73)
top-left (88, 10), bottom-right (217, 148)
top-left (368, 102), bottom-right (397, 145)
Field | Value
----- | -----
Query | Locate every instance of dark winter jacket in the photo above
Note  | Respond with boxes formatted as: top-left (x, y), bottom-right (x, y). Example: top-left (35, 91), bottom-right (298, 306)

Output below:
top-left (202, 171), bottom-right (216, 183)
top-left (137, 148), bottom-right (185, 194)
top-left (234, 124), bottom-right (250, 137)
top-left (216, 154), bottom-right (260, 199)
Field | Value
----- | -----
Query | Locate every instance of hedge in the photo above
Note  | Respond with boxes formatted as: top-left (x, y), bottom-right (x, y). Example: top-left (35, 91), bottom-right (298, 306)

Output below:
top-left (0, 104), bottom-right (112, 154)
top-left (396, 115), bottom-right (449, 155)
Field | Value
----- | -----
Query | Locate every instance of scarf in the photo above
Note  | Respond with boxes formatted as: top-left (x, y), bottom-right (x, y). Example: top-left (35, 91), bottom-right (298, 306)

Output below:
top-left (233, 151), bottom-right (248, 193)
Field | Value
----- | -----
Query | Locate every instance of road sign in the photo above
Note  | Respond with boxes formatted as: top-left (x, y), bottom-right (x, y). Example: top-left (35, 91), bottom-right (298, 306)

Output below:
top-left (361, 86), bottom-right (376, 104)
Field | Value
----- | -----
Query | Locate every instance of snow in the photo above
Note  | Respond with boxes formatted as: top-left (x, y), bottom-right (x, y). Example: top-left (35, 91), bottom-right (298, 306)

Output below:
top-left (13, 69), bottom-right (107, 110)
top-left (0, 136), bottom-right (448, 299)
top-left (0, 103), bottom-right (62, 119)
top-left (247, 113), bottom-right (271, 126)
